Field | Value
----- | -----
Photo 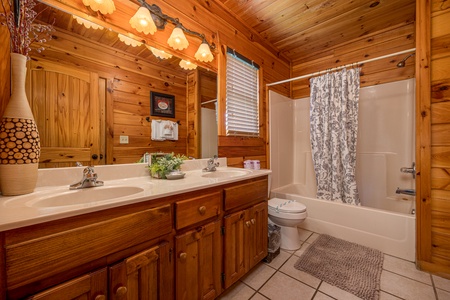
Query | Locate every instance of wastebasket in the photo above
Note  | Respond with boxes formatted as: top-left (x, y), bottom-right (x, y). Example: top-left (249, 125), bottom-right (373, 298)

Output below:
top-left (264, 223), bottom-right (281, 263)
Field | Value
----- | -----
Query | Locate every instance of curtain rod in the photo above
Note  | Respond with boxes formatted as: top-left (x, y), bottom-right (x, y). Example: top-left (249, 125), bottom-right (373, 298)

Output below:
top-left (266, 48), bottom-right (416, 87)
top-left (201, 99), bottom-right (217, 105)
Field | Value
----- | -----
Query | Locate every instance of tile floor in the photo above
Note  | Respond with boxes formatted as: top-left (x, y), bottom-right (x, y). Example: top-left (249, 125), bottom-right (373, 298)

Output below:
top-left (218, 229), bottom-right (450, 300)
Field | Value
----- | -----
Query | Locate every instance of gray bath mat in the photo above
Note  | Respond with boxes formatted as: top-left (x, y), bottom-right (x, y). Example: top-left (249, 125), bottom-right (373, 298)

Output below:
top-left (294, 234), bottom-right (384, 300)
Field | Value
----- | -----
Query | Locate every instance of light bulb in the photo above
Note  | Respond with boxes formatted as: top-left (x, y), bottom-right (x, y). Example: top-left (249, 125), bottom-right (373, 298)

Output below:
top-left (179, 60), bottom-right (197, 70)
top-left (147, 46), bottom-right (173, 59)
top-left (118, 34), bottom-right (142, 47)
top-left (82, 0), bottom-right (115, 14)
top-left (194, 42), bottom-right (214, 62)
top-left (129, 6), bottom-right (157, 35)
top-left (168, 27), bottom-right (189, 50)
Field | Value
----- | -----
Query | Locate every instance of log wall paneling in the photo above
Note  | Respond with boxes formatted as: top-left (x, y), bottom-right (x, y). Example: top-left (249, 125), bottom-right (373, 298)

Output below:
top-left (416, 0), bottom-right (450, 277)
top-left (29, 28), bottom-right (188, 164)
top-left (291, 23), bottom-right (416, 99)
top-left (186, 71), bottom-right (200, 159)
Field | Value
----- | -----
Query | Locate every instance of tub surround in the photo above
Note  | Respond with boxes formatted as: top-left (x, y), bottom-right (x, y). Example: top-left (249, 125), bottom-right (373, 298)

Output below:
top-left (0, 158), bottom-right (270, 299)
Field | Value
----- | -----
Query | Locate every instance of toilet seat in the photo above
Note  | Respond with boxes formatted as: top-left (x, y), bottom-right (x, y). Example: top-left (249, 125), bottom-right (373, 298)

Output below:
top-left (268, 198), bottom-right (306, 213)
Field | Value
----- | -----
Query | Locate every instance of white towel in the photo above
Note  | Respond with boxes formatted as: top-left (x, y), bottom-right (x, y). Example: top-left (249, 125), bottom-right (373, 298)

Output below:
top-left (164, 121), bottom-right (178, 141)
top-left (151, 120), bottom-right (165, 141)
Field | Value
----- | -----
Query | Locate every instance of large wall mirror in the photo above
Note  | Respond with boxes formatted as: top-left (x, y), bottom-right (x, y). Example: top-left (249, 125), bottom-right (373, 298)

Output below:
top-left (29, 2), bottom-right (217, 168)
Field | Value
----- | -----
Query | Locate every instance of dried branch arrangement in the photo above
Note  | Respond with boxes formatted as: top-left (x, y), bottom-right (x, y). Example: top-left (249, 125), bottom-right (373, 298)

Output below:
top-left (0, 0), bottom-right (53, 57)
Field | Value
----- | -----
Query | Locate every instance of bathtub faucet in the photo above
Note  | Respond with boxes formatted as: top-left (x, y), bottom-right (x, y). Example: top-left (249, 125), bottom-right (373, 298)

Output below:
top-left (396, 188), bottom-right (416, 196)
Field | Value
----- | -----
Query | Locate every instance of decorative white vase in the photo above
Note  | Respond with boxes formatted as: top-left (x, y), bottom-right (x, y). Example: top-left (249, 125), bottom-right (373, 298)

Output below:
top-left (0, 53), bottom-right (40, 196)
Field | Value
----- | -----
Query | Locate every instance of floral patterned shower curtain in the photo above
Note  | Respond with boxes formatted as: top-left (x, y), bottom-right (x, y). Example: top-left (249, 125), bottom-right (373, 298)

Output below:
top-left (309, 68), bottom-right (361, 205)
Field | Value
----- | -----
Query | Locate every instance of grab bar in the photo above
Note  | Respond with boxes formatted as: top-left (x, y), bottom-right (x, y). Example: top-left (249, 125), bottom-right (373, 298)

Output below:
top-left (400, 162), bottom-right (415, 179)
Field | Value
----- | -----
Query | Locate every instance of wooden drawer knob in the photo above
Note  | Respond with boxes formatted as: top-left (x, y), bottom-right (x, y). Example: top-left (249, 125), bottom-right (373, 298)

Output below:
top-left (198, 206), bottom-right (207, 215)
top-left (179, 252), bottom-right (187, 261)
top-left (251, 218), bottom-right (256, 225)
top-left (95, 295), bottom-right (106, 300)
top-left (246, 221), bottom-right (251, 228)
top-left (115, 286), bottom-right (127, 297)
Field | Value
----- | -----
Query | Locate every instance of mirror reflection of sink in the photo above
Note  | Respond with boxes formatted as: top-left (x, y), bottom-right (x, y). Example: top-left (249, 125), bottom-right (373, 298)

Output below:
top-left (201, 169), bottom-right (251, 179)
top-left (27, 186), bottom-right (144, 208)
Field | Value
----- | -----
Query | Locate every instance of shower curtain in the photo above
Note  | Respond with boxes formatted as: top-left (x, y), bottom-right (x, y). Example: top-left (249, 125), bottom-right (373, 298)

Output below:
top-left (309, 68), bottom-right (360, 205)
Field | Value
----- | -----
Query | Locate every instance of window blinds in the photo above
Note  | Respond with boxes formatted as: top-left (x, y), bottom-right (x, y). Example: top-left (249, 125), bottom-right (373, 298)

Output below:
top-left (226, 50), bottom-right (259, 137)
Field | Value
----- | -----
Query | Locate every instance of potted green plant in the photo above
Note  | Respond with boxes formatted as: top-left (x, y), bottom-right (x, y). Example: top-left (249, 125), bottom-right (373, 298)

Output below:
top-left (149, 153), bottom-right (187, 179)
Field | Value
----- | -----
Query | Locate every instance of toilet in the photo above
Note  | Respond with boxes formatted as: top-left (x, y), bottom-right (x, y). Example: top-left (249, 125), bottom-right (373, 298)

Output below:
top-left (268, 198), bottom-right (307, 250)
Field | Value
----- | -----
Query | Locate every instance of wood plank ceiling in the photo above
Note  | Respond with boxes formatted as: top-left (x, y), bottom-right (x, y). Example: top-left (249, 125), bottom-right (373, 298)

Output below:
top-left (218, 0), bottom-right (416, 62)
top-left (36, 0), bottom-right (416, 66)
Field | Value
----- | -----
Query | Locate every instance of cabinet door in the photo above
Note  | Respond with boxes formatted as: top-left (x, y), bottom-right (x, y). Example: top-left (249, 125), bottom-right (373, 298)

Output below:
top-left (247, 202), bottom-right (268, 270)
top-left (175, 220), bottom-right (222, 300)
top-left (223, 202), bottom-right (268, 289)
top-left (28, 268), bottom-right (107, 300)
top-left (109, 242), bottom-right (173, 300)
top-left (223, 210), bottom-right (247, 289)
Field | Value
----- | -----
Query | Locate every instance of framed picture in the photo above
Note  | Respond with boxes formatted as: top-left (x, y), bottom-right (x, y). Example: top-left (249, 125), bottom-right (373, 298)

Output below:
top-left (150, 92), bottom-right (175, 118)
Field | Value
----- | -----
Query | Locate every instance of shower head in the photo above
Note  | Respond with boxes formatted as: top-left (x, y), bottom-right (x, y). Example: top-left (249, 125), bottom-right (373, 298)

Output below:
top-left (396, 53), bottom-right (415, 68)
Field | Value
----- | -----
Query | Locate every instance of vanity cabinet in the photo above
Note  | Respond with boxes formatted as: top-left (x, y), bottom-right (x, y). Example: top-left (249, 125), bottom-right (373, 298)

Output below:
top-left (175, 220), bottom-right (222, 300)
top-left (0, 175), bottom-right (269, 300)
top-left (109, 242), bottom-right (172, 300)
top-left (222, 178), bottom-right (268, 289)
top-left (27, 268), bottom-right (108, 300)
top-left (174, 191), bottom-right (222, 300)
top-left (3, 204), bottom-right (173, 299)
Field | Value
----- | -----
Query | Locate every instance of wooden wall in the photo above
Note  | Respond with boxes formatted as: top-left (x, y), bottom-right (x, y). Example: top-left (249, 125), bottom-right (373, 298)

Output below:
top-left (32, 0), bottom-right (291, 168)
top-left (186, 69), bottom-right (217, 159)
top-left (291, 23), bottom-right (416, 99)
top-left (416, 0), bottom-right (450, 278)
top-left (30, 28), bottom-right (188, 165)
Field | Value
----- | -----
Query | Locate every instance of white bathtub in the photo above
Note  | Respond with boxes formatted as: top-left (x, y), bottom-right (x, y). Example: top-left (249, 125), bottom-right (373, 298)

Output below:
top-left (271, 184), bottom-right (416, 261)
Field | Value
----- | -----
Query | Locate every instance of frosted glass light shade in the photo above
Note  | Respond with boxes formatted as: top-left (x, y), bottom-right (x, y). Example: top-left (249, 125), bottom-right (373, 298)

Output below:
top-left (194, 42), bottom-right (214, 62)
top-left (82, 0), bottom-right (115, 14)
top-left (73, 16), bottom-right (104, 30)
top-left (179, 60), bottom-right (197, 70)
top-left (167, 27), bottom-right (189, 50)
top-left (129, 7), bottom-right (157, 35)
top-left (118, 34), bottom-right (142, 47)
top-left (147, 46), bottom-right (173, 59)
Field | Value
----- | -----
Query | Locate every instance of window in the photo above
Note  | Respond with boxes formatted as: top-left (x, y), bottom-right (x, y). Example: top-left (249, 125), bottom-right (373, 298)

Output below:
top-left (226, 48), bottom-right (260, 137)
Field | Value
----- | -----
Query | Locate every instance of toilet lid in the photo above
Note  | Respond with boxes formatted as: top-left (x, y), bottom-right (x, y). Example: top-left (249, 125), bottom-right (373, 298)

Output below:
top-left (268, 198), bottom-right (306, 213)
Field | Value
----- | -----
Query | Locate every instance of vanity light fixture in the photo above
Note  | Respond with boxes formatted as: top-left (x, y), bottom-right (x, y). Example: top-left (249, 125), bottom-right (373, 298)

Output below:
top-left (73, 16), bottom-right (104, 30)
top-left (131, 0), bottom-right (215, 62)
top-left (129, 6), bottom-right (157, 35)
top-left (167, 26), bottom-right (189, 50)
top-left (179, 60), bottom-right (197, 70)
top-left (82, 0), bottom-right (116, 15)
top-left (147, 45), bottom-right (173, 59)
top-left (118, 34), bottom-right (143, 47)
top-left (194, 41), bottom-right (214, 62)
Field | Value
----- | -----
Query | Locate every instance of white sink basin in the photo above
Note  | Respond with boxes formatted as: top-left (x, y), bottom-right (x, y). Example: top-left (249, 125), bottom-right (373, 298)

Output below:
top-left (1, 186), bottom-right (145, 209)
top-left (29, 186), bottom-right (145, 208)
top-left (201, 169), bottom-right (251, 179)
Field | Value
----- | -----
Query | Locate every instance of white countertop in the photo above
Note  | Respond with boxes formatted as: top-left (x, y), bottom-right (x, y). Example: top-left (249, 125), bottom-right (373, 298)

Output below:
top-left (0, 160), bottom-right (271, 231)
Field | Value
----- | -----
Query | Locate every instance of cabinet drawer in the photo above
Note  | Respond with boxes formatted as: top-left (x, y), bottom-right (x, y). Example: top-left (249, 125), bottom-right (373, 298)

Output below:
top-left (5, 204), bottom-right (172, 290)
top-left (224, 177), bottom-right (268, 211)
top-left (176, 192), bottom-right (222, 229)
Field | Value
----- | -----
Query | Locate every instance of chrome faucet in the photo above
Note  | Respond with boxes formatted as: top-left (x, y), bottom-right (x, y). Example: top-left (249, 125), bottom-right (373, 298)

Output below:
top-left (203, 155), bottom-right (219, 172)
top-left (400, 162), bottom-right (415, 179)
top-left (396, 188), bottom-right (416, 196)
top-left (70, 166), bottom-right (104, 190)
